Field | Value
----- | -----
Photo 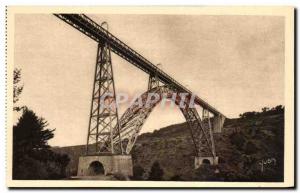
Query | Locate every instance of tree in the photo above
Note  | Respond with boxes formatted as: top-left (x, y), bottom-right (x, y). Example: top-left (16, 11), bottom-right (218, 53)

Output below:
top-left (240, 111), bottom-right (258, 119)
top-left (275, 105), bottom-right (284, 113)
top-left (13, 68), bottom-right (24, 111)
top-left (13, 108), bottom-right (69, 179)
top-left (13, 108), bottom-right (54, 156)
top-left (262, 107), bottom-right (269, 113)
top-left (148, 161), bottom-right (164, 181)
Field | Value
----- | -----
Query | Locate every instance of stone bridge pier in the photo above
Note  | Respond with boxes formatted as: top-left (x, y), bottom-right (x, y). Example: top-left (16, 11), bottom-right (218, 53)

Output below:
top-left (77, 155), bottom-right (133, 177)
top-left (212, 114), bottom-right (226, 133)
top-left (195, 156), bottom-right (219, 168)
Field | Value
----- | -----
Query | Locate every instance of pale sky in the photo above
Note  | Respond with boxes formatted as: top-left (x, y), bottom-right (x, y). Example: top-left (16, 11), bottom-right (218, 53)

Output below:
top-left (14, 14), bottom-right (284, 146)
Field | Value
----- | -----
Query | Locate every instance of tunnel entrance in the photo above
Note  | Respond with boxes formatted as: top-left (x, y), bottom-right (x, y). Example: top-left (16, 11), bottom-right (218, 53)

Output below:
top-left (202, 159), bottom-right (211, 165)
top-left (88, 161), bottom-right (105, 175)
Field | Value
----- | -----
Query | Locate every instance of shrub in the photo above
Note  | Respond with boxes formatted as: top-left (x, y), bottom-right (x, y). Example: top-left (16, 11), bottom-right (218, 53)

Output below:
top-left (230, 133), bottom-right (245, 149)
top-left (113, 172), bottom-right (128, 181)
top-left (169, 175), bottom-right (183, 181)
top-left (132, 165), bottom-right (145, 180)
top-left (193, 165), bottom-right (218, 181)
top-left (148, 161), bottom-right (164, 181)
top-left (244, 141), bottom-right (258, 155)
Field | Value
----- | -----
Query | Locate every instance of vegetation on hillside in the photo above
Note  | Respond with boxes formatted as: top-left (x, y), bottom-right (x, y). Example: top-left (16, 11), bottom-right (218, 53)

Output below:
top-left (131, 105), bottom-right (284, 181)
top-left (52, 105), bottom-right (284, 181)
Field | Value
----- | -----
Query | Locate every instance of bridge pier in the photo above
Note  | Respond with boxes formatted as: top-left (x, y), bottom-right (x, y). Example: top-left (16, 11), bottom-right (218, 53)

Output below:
top-left (77, 155), bottom-right (133, 177)
top-left (212, 114), bottom-right (226, 133)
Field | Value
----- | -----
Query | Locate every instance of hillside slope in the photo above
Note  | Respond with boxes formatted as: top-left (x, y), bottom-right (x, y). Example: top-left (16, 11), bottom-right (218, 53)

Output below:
top-left (53, 107), bottom-right (284, 181)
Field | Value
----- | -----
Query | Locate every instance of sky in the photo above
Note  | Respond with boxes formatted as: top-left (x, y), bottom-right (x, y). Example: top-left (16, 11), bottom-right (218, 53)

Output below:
top-left (14, 14), bottom-right (284, 147)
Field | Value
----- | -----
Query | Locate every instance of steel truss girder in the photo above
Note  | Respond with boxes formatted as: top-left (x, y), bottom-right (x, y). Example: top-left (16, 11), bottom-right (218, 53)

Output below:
top-left (112, 85), bottom-right (216, 157)
top-left (54, 14), bottom-right (224, 117)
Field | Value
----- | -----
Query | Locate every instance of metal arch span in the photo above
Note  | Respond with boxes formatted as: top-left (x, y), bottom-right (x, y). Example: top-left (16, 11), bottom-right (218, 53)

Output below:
top-left (112, 85), bottom-right (216, 157)
top-left (54, 14), bottom-right (224, 158)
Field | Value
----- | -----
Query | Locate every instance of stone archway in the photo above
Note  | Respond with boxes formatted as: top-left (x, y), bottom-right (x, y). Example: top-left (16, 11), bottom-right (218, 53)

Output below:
top-left (202, 159), bottom-right (211, 165)
top-left (88, 161), bottom-right (105, 175)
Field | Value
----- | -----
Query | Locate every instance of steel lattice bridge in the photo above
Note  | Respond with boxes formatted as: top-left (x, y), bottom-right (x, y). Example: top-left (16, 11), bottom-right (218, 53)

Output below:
top-left (55, 14), bottom-right (226, 176)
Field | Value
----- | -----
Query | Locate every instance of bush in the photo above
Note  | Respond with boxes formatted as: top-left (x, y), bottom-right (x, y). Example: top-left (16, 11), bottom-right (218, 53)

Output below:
top-left (132, 165), bottom-right (145, 180)
top-left (169, 175), bottom-right (183, 181)
top-left (13, 155), bottom-right (47, 180)
top-left (230, 133), bottom-right (245, 149)
top-left (193, 165), bottom-right (218, 181)
top-left (148, 161), bottom-right (164, 181)
top-left (113, 172), bottom-right (128, 181)
top-left (13, 154), bottom-right (69, 180)
top-left (244, 141), bottom-right (258, 155)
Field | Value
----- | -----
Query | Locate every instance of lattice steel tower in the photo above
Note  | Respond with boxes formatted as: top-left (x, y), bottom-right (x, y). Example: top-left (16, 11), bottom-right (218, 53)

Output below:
top-left (86, 25), bottom-right (123, 155)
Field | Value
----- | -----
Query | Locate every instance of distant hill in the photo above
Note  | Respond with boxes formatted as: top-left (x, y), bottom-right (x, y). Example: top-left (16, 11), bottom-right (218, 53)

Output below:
top-left (53, 106), bottom-right (284, 181)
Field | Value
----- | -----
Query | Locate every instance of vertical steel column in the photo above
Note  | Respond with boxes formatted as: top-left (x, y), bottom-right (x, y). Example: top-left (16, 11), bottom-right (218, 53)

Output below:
top-left (202, 109), bottom-right (216, 158)
top-left (148, 75), bottom-right (160, 90)
top-left (148, 64), bottom-right (161, 90)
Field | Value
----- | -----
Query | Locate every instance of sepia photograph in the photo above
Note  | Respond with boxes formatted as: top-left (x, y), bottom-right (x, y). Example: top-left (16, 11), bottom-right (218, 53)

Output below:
top-left (6, 6), bottom-right (294, 188)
